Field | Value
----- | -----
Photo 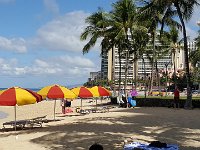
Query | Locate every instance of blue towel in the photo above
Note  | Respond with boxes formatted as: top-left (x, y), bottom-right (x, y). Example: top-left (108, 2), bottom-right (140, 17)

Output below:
top-left (124, 142), bottom-right (179, 150)
top-left (128, 97), bottom-right (136, 107)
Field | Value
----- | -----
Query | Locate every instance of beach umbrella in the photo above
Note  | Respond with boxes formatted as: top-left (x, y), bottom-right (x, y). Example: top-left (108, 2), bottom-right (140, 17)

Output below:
top-left (37, 84), bottom-right (76, 120)
top-left (0, 87), bottom-right (42, 130)
top-left (71, 87), bottom-right (93, 109)
top-left (90, 86), bottom-right (111, 109)
top-left (90, 86), bottom-right (111, 97)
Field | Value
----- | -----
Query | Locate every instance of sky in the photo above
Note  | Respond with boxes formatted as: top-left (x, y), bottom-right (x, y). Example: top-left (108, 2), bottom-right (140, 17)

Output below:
top-left (0, 0), bottom-right (199, 88)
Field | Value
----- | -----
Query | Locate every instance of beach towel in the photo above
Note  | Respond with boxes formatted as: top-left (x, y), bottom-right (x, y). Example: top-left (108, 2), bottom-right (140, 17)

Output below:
top-left (65, 108), bottom-right (73, 113)
top-left (124, 142), bottom-right (179, 150)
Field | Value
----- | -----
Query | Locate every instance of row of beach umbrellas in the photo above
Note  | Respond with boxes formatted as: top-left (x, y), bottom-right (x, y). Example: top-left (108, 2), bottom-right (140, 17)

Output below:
top-left (0, 85), bottom-right (111, 130)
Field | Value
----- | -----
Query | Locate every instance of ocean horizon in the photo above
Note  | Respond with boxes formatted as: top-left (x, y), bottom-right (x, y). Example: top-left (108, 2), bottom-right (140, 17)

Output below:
top-left (0, 84), bottom-right (83, 92)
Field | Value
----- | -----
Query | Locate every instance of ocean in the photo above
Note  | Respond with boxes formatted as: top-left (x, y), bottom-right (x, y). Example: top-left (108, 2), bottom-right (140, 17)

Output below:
top-left (0, 88), bottom-right (40, 92)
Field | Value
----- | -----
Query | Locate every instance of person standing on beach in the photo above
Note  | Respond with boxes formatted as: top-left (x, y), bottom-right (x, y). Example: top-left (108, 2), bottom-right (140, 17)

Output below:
top-left (174, 87), bottom-right (180, 108)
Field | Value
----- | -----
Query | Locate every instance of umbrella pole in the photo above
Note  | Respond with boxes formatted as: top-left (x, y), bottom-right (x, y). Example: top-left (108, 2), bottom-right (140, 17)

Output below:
top-left (81, 99), bottom-right (82, 110)
top-left (14, 105), bottom-right (16, 131)
top-left (96, 98), bottom-right (97, 110)
top-left (54, 100), bottom-right (56, 121)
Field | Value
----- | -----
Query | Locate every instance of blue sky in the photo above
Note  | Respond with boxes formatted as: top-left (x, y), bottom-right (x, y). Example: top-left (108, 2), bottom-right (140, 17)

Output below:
top-left (0, 0), bottom-right (199, 88)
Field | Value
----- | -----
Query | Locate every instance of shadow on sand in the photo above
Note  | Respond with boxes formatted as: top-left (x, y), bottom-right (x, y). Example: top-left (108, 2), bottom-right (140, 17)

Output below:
top-left (1, 107), bottom-right (200, 150)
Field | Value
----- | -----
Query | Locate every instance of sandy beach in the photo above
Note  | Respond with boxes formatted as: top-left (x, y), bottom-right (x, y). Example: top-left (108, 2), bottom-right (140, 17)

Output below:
top-left (0, 98), bottom-right (200, 150)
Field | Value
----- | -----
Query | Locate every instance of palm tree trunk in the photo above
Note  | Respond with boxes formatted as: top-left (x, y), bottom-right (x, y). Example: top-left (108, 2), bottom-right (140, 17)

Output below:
top-left (175, 3), bottom-right (192, 109)
top-left (173, 51), bottom-right (177, 87)
top-left (149, 31), bottom-right (156, 92)
top-left (134, 54), bottom-right (138, 90)
top-left (155, 60), bottom-right (161, 92)
top-left (118, 48), bottom-right (122, 95)
top-left (142, 57), bottom-right (147, 98)
top-left (124, 51), bottom-right (129, 101)
top-left (111, 47), bottom-right (116, 96)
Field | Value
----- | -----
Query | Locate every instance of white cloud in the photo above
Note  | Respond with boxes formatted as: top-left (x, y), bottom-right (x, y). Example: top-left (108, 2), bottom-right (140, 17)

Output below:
top-left (0, 36), bottom-right (27, 53)
top-left (0, 55), bottom-right (96, 77)
top-left (32, 11), bottom-right (101, 52)
top-left (43, 0), bottom-right (59, 15)
top-left (185, 5), bottom-right (200, 40)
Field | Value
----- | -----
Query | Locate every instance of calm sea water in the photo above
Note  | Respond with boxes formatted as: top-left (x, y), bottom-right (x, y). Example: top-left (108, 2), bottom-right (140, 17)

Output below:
top-left (0, 88), bottom-right (40, 92)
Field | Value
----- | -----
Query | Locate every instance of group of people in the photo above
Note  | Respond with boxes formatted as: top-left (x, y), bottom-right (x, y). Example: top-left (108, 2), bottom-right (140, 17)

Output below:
top-left (61, 99), bottom-right (72, 114)
top-left (114, 87), bottom-right (181, 108)
top-left (116, 90), bottom-right (137, 108)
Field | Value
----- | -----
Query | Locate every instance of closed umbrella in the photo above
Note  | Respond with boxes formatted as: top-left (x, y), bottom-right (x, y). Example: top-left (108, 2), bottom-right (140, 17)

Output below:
top-left (0, 87), bottom-right (42, 130)
top-left (90, 86), bottom-right (111, 109)
top-left (37, 84), bottom-right (76, 120)
top-left (71, 87), bottom-right (93, 109)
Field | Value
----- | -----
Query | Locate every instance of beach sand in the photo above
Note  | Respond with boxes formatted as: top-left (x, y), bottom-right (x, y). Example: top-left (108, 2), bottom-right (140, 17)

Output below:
top-left (0, 98), bottom-right (200, 150)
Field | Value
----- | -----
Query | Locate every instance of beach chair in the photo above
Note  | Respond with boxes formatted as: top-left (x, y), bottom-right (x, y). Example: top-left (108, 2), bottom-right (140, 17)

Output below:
top-left (3, 119), bottom-right (29, 130)
top-left (79, 109), bottom-right (90, 115)
top-left (2, 115), bottom-right (47, 130)
top-left (28, 115), bottom-right (47, 128)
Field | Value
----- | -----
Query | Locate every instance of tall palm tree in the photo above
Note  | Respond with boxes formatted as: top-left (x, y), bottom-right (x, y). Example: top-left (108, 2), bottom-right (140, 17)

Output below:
top-left (80, 8), bottom-right (109, 54)
top-left (111, 0), bottom-right (137, 97)
top-left (189, 30), bottom-right (200, 91)
top-left (167, 27), bottom-right (184, 87)
top-left (159, 0), bottom-right (200, 109)
top-left (138, 2), bottom-right (179, 93)
top-left (189, 30), bottom-right (200, 67)
top-left (140, 0), bottom-right (199, 108)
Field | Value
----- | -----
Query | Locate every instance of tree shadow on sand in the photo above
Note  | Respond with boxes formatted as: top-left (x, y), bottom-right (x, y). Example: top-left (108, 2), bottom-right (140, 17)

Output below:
top-left (1, 107), bottom-right (200, 149)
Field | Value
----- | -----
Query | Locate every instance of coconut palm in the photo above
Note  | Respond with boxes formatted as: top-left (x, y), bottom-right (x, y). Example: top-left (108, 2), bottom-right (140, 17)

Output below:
top-left (140, 0), bottom-right (199, 108)
top-left (138, 2), bottom-right (179, 93)
top-left (80, 8), bottom-right (109, 54)
top-left (158, 0), bottom-right (199, 108)
top-left (189, 30), bottom-right (200, 67)
top-left (110, 0), bottom-right (137, 97)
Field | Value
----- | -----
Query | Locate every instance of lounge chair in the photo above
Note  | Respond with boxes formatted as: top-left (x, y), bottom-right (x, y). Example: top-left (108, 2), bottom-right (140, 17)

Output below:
top-left (3, 120), bottom-right (29, 130)
top-left (2, 115), bottom-right (47, 130)
top-left (28, 115), bottom-right (47, 127)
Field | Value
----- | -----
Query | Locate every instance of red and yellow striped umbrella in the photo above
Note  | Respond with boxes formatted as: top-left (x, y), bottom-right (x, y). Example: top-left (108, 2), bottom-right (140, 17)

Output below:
top-left (0, 87), bottom-right (42, 130)
top-left (37, 84), bottom-right (76, 120)
top-left (71, 86), bottom-right (93, 98)
top-left (90, 86), bottom-right (111, 97)
top-left (89, 86), bottom-right (111, 109)
top-left (71, 87), bottom-right (93, 109)
top-left (0, 87), bottom-right (42, 106)
top-left (37, 84), bottom-right (76, 99)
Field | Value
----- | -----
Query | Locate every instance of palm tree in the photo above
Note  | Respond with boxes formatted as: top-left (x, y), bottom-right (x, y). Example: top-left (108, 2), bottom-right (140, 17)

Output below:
top-left (167, 27), bottom-right (184, 87)
top-left (159, 0), bottom-right (200, 109)
top-left (141, 0), bottom-right (199, 108)
top-left (139, 1), bottom-right (178, 92)
top-left (80, 8), bottom-right (109, 54)
top-left (190, 30), bottom-right (200, 91)
top-left (189, 30), bottom-right (200, 67)
top-left (110, 0), bottom-right (137, 97)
